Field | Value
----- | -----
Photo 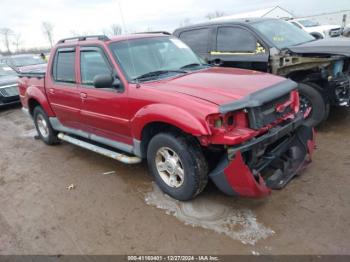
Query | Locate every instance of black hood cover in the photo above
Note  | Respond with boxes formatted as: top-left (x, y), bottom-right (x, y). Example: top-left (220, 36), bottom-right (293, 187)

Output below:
top-left (288, 38), bottom-right (350, 57)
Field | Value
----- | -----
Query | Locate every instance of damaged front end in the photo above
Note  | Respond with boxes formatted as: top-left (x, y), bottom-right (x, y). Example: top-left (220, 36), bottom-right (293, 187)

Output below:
top-left (209, 114), bottom-right (315, 198)
top-left (270, 49), bottom-right (350, 107)
top-left (327, 71), bottom-right (350, 106)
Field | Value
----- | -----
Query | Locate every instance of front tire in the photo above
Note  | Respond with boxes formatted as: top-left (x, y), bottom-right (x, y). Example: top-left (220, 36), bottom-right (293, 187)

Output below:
top-left (298, 83), bottom-right (327, 127)
top-left (147, 133), bottom-right (208, 201)
top-left (33, 106), bottom-right (59, 145)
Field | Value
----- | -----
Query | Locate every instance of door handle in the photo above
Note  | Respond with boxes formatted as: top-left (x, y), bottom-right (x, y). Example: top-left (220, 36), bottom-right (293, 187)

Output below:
top-left (80, 93), bottom-right (87, 99)
top-left (49, 88), bottom-right (55, 94)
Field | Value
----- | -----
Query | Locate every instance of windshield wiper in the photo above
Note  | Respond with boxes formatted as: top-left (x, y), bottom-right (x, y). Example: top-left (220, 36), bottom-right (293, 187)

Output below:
top-left (180, 63), bottom-right (202, 69)
top-left (132, 70), bottom-right (187, 82)
top-left (180, 63), bottom-right (213, 70)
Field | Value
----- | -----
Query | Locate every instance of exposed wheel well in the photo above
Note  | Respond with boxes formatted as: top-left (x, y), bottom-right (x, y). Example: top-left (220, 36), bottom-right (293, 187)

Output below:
top-left (28, 99), bottom-right (41, 116)
top-left (287, 70), bottom-right (315, 82)
top-left (140, 122), bottom-right (188, 158)
top-left (287, 71), bottom-right (327, 98)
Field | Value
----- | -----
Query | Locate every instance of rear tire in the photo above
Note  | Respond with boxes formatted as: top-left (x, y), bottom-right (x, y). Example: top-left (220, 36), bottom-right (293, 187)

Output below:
top-left (298, 83), bottom-right (327, 127)
top-left (147, 133), bottom-right (208, 201)
top-left (33, 106), bottom-right (59, 145)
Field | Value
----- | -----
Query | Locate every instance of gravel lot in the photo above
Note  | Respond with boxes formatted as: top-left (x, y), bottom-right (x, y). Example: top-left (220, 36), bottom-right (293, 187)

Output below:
top-left (0, 105), bottom-right (349, 255)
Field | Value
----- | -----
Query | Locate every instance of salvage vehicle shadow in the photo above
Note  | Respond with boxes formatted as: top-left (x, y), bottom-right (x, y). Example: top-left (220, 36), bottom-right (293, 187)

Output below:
top-left (0, 103), bottom-right (21, 115)
top-left (317, 107), bottom-right (350, 133)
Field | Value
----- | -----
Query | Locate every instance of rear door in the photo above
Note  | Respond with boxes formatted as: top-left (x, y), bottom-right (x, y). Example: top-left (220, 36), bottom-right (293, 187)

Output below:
top-left (47, 47), bottom-right (81, 129)
top-left (209, 26), bottom-right (270, 71)
top-left (78, 46), bottom-right (132, 145)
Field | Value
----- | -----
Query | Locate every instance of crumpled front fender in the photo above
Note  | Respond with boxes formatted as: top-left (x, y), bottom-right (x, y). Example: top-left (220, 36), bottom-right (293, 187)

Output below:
top-left (209, 152), bottom-right (271, 198)
top-left (209, 125), bottom-right (315, 198)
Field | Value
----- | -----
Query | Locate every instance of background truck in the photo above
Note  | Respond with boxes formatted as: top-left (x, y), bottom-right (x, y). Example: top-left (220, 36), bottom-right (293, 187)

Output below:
top-left (18, 34), bottom-right (314, 201)
top-left (289, 18), bottom-right (342, 39)
top-left (174, 18), bottom-right (350, 127)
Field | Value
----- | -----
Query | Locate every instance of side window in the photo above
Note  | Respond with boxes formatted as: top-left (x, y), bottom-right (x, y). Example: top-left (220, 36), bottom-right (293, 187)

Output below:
top-left (179, 28), bottom-right (210, 55)
top-left (217, 27), bottom-right (260, 53)
top-left (80, 49), bottom-right (111, 86)
top-left (53, 49), bottom-right (76, 83)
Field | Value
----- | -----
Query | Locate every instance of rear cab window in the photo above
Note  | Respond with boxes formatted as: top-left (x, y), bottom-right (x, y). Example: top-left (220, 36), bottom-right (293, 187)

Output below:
top-left (52, 48), bottom-right (76, 83)
top-left (178, 28), bottom-right (211, 56)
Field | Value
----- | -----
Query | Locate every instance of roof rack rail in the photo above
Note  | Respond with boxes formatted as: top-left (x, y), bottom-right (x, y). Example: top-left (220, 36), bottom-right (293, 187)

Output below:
top-left (134, 31), bottom-right (171, 35)
top-left (57, 35), bottom-right (110, 44)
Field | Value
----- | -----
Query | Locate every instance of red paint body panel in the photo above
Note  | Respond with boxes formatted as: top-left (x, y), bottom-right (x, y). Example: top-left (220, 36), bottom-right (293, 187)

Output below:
top-left (150, 67), bottom-right (287, 105)
top-left (79, 88), bottom-right (132, 144)
top-left (224, 152), bottom-right (271, 198)
top-left (18, 76), bottom-right (55, 117)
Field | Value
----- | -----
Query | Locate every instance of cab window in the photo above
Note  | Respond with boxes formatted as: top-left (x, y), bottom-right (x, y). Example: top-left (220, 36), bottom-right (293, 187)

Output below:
top-left (179, 28), bottom-right (210, 55)
top-left (53, 49), bottom-right (76, 83)
top-left (217, 27), bottom-right (258, 53)
top-left (80, 49), bottom-right (111, 86)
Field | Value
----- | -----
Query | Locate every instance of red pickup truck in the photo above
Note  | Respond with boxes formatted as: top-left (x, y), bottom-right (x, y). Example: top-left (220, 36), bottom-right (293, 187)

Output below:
top-left (18, 34), bottom-right (315, 201)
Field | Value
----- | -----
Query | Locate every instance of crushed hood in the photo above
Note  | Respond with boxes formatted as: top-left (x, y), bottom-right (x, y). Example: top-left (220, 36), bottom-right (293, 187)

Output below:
top-left (143, 67), bottom-right (295, 106)
top-left (288, 38), bottom-right (350, 57)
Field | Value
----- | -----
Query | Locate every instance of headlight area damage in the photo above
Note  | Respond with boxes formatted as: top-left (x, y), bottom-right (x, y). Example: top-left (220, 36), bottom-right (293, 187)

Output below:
top-left (200, 79), bottom-right (316, 198)
top-left (209, 115), bottom-right (315, 198)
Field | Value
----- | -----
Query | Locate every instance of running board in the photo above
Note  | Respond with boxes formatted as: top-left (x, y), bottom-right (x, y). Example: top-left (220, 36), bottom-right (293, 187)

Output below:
top-left (57, 133), bottom-right (142, 164)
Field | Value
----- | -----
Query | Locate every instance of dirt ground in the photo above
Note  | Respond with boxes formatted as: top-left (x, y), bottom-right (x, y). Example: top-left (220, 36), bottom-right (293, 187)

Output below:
top-left (0, 105), bottom-right (349, 255)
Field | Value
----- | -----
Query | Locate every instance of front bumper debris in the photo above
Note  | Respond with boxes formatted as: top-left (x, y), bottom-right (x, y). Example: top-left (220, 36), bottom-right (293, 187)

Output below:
top-left (209, 117), bottom-right (315, 198)
top-left (329, 74), bottom-right (350, 106)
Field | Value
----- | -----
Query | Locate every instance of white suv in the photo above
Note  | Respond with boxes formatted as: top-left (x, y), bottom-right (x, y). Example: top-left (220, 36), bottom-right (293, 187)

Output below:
top-left (289, 19), bottom-right (342, 39)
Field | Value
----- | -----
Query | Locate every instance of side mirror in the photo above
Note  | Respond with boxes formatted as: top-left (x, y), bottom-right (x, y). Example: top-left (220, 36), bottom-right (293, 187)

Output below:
top-left (112, 78), bottom-right (122, 89)
top-left (93, 74), bottom-right (113, 88)
top-left (93, 74), bottom-right (122, 89)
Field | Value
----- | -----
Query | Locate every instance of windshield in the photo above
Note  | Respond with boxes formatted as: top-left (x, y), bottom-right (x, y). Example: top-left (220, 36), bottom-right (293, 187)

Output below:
top-left (0, 64), bottom-right (17, 77)
top-left (10, 55), bottom-right (46, 67)
top-left (298, 19), bottom-right (320, 27)
top-left (252, 19), bottom-right (315, 49)
top-left (109, 37), bottom-right (205, 81)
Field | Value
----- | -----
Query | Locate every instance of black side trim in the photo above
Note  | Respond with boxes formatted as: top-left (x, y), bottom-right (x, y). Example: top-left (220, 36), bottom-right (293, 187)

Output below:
top-left (18, 72), bottom-right (45, 79)
top-left (208, 155), bottom-right (238, 196)
top-left (219, 79), bottom-right (297, 113)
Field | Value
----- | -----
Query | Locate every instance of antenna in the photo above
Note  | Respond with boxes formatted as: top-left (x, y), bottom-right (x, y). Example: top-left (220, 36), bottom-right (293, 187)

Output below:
top-left (117, 0), bottom-right (137, 81)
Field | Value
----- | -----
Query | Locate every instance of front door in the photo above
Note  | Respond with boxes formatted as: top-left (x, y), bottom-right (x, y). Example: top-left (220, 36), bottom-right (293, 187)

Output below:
top-left (78, 46), bottom-right (132, 145)
top-left (209, 26), bottom-right (269, 72)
